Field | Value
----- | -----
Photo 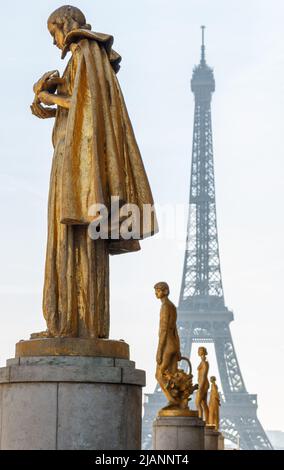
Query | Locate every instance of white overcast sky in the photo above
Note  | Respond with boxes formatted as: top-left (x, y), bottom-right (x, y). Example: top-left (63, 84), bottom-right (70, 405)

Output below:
top-left (0, 0), bottom-right (283, 432)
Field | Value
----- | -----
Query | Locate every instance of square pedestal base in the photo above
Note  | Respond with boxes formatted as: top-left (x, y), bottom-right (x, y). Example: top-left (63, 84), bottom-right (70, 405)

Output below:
top-left (153, 416), bottom-right (205, 450)
top-left (0, 355), bottom-right (145, 450)
top-left (205, 426), bottom-right (223, 450)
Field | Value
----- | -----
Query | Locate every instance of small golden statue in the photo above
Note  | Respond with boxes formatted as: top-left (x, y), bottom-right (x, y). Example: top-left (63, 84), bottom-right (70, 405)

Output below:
top-left (208, 376), bottom-right (221, 431)
top-left (195, 346), bottom-right (210, 423)
top-left (154, 282), bottom-right (198, 417)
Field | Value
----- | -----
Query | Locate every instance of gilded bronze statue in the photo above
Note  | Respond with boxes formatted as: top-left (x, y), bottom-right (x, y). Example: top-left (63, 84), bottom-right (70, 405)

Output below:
top-left (195, 346), bottom-right (210, 423)
top-left (30, 6), bottom-right (157, 340)
top-left (154, 282), bottom-right (198, 416)
top-left (208, 376), bottom-right (221, 431)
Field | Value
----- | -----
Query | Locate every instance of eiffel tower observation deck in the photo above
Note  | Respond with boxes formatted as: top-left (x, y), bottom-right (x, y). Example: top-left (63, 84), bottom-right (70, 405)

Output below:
top-left (142, 27), bottom-right (273, 450)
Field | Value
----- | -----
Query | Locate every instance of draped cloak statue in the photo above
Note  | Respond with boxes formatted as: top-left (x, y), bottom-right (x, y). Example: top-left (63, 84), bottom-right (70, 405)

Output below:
top-left (31, 6), bottom-right (157, 339)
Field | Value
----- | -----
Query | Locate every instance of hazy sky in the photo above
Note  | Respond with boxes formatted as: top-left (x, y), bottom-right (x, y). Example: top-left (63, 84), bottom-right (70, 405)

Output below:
top-left (0, 0), bottom-right (283, 432)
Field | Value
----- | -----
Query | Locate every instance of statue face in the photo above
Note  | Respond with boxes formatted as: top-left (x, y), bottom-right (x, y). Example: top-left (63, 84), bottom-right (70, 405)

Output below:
top-left (48, 23), bottom-right (65, 50)
top-left (155, 287), bottom-right (168, 299)
top-left (198, 347), bottom-right (207, 358)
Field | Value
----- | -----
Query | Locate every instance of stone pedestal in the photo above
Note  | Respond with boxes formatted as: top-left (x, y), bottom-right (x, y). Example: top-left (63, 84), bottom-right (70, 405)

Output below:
top-left (218, 433), bottom-right (225, 450)
top-left (205, 425), bottom-right (222, 450)
top-left (153, 415), bottom-right (205, 450)
top-left (0, 353), bottom-right (145, 450)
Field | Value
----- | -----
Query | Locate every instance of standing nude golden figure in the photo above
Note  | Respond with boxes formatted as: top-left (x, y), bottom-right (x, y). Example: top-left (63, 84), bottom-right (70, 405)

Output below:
top-left (155, 282), bottom-right (181, 399)
top-left (195, 346), bottom-right (210, 423)
top-left (154, 282), bottom-right (198, 416)
top-left (209, 376), bottom-right (221, 431)
top-left (30, 6), bottom-right (157, 340)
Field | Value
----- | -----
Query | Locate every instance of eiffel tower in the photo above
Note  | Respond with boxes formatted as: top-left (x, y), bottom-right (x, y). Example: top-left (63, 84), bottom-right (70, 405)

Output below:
top-left (142, 27), bottom-right (273, 450)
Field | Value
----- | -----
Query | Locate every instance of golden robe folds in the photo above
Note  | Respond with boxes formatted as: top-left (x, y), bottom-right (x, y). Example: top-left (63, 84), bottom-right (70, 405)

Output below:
top-left (43, 30), bottom-right (156, 338)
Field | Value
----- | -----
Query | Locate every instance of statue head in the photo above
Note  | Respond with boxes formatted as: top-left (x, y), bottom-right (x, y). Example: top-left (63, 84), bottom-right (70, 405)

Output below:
top-left (210, 376), bottom-right (216, 384)
top-left (198, 346), bottom-right (208, 359)
top-left (47, 5), bottom-right (91, 50)
top-left (154, 282), bottom-right (170, 300)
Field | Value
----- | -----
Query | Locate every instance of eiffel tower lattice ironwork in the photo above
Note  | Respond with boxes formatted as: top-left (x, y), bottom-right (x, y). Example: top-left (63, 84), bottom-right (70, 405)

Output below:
top-left (142, 27), bottom-right (273, 450)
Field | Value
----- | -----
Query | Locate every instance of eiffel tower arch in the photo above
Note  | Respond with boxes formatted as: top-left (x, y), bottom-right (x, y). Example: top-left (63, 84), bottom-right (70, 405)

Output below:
top-left (142, 27), bottom-right (273, 450)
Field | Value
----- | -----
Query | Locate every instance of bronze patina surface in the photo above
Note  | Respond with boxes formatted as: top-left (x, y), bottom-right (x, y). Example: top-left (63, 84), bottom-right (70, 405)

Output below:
top-left (208, 376), bottom-right (221, 430)
top-left (16, 338), bottom-right (129, 359)
top-left (28, 5), bottom-right (157, 344)
top-left (154, 282), bottom-right (198, 417)
top-left (195, 346), bottom-right (210, 423)
top-left (158, 408), bottom-right (198, 418)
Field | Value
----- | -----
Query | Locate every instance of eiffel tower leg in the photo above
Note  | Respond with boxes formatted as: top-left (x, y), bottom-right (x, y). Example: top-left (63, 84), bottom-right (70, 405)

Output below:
top-left (214, 328), bottom-right (246, 394)
top-left (213, 328), bottom-right (273, 449)
top-left (221, 411), bottom-right (273, 450)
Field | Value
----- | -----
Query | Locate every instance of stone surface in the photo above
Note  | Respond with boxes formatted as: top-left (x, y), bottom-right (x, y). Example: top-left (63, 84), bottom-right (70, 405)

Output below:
top-left (125, 385), bottom-right (142, 449)
top-left (218, 433), bottom-right (225, 450)
top-left (114, 358), bottom-right (135, 368)
top-left (57, 383), bottom-right (141, 450)
top-left (9, 364), bottom-right (122, 384)
top-left (0, 368), bottom-right (10, 384)
top-left (6, 358), bottom-right (20, 367)
top-left (153, 416), bottom-right (205, 450)
top-left (1, 356), bottom-right (145, 386)
top-left (122, 368), bottom-right (146, 387)
top-left (1, 383), bottom-right (58, 450)
top-left (18, 356), bottom-right (115, 367)
top-left (0, 356), bottom-right (144, 450)
top-left (204, 426), bottom-right (221, 450)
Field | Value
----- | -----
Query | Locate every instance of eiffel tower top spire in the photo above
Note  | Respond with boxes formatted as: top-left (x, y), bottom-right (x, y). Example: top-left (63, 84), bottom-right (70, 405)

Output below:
top-left (201, 25), bottom-right (206, 65)
top-left (191, 27), bottom-right (215, 98)
top-left (179, 27), bottom-right (221, 310)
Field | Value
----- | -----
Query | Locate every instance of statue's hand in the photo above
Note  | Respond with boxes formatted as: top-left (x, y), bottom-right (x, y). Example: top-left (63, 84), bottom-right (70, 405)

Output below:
top-left (38, 91), bottom-right (57, 107)
top-left (44, 77), bottom-right (66, 94)
top-left (177, 352), bottom-right (182, 362)
top-left (30, 100), bottom-right (56, 119)
top-left (33, 70), bottom-right (60, 96)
